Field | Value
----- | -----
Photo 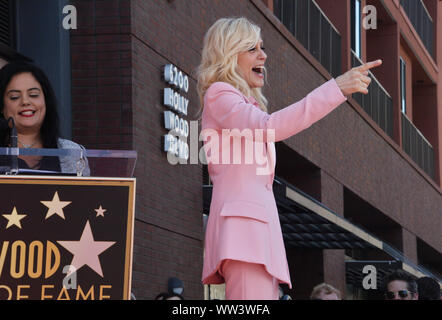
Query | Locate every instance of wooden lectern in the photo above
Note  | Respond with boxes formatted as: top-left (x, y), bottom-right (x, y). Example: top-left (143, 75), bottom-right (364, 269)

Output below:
top-left (0, 148), bottom-right (137, 300)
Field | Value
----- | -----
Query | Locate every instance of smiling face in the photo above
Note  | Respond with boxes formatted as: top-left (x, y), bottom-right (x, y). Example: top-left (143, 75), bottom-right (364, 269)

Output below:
top-left (236, 39), bottom-right (267, 89)
top-left (2, 72), bottom-right (46, 135)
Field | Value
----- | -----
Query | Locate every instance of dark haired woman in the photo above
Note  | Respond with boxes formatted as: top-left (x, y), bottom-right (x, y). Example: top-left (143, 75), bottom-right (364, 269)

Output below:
top-left (0, 62), bottom-right (89, 175)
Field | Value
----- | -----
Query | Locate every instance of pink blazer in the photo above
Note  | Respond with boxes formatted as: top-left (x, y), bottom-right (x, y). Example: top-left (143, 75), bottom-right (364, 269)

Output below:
top-left (201, 79), bottom-right (347, 288)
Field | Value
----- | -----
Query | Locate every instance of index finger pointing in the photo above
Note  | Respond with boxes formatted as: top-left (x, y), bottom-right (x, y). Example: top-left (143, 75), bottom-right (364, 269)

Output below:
top-left (357, 59), bottom-right (383, 71)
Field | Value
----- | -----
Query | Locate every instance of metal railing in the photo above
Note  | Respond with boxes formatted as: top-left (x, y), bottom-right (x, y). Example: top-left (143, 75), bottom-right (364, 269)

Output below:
top-left (353, 51), bottom-right (434, 180)
top-left (400, 0), bottom-right (434, 60)
top-left (274, 0), bottom-right (342, 78)
top-left (351, 51), bottom-right (394, 139)
top-left (276, 176), bottom-right (442, 283)
top-left (401, 113), bottom-right (435, 179)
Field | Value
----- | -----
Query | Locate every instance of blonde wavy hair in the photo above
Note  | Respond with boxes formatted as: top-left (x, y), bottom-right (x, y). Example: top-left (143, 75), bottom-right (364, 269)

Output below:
top-left (196, 17), bottom-right (268, 117)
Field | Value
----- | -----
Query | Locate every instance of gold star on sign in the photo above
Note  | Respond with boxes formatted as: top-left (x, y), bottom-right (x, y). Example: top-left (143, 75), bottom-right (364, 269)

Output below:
top-left (41, 191), bottom-right (72, 220)
top-left (57, 220), bottom-right (116, 277)
top-left (2, 207), bottom-right (27, 229)
top-left (95, 205), bottom-right (107, 217)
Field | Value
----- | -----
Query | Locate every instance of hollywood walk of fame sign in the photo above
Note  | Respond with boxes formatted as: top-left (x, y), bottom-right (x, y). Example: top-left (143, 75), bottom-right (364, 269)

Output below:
top-left (0, 176), bottom-right (135, 300)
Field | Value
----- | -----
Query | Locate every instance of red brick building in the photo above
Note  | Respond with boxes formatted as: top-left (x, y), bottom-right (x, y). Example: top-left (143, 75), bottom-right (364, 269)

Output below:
top-left (1, 0), bottom-right (441, 300)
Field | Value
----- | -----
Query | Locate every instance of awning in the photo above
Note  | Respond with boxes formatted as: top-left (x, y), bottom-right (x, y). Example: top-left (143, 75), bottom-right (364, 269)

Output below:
top-left (273, 177), bottom-right (442, 285)
top-left (202, 176), bottom-right (441, 285)
top-left (273, 179), bottom-right (381, 250)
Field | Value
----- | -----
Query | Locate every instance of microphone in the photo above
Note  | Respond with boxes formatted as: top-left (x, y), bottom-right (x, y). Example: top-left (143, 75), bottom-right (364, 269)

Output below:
top-left (2, 117), bottom-right (18, 174)
top-left (0, 117), bottom-right (9, 174)
top-left (0, 116), bottom-right (17, 145)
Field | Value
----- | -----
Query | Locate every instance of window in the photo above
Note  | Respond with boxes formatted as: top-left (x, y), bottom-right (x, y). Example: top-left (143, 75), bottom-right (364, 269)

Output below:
top-left (15, 0), bottom-right (72, 139)
top-left (0, 0), bottom-right (13, 48)
top-left (273, 0), bottom-right (342, 78)
top-left (400, 0), bottom-right (434, 60)
top-left (399, 57), bottom-right (406, 114)
top-left (351, 0), bottom-right (361, 58)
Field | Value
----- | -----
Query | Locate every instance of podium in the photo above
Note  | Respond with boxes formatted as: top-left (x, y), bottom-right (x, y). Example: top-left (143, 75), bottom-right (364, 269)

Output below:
top-left (0, 147), bottom-right (137, 300)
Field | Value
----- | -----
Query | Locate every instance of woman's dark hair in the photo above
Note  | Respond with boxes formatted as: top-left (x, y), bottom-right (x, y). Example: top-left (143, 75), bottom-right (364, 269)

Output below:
top-left (0, 61), bottom-right (60, 147)
top-left (154, 292), bottom-right (184, 300)
top-left (417, 277), bottom-right (441, 300)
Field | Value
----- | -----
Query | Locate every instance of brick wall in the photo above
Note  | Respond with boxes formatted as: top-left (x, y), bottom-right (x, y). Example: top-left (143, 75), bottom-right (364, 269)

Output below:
top-left (130, 0), bottom-right (204, 300)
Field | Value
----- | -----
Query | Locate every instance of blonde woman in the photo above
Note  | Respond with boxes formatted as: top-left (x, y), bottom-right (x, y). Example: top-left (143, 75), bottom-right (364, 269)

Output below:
top-left (197, 17), bottom-right (381, 300)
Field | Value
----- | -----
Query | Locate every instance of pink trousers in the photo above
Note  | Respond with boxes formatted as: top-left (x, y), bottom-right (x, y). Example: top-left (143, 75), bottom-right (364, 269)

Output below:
top-left (220, 259), bottom-right (279, 300)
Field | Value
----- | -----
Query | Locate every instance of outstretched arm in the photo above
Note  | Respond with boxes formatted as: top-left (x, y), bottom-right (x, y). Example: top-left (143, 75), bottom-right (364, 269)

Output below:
top-left (203, 59), bottom-right (383, 142)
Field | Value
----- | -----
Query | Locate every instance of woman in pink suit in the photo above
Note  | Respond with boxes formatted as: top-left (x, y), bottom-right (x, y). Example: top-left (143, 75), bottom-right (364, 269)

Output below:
top-left (197, 17), bottom-right (382, 300)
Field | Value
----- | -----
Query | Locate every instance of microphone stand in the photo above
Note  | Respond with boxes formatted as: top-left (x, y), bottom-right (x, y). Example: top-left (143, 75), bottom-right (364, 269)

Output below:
top-left (7, 117), bottom-right (18, 175)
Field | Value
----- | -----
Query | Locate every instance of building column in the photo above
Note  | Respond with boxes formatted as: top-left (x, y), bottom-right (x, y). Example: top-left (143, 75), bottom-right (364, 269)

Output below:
top-left (286, 249), bottom-right (324, 300)
top-left (321, 170), bottom-right (346, 298)
top-left (436, 0), bottom-right (442, 185)
top-left (402, 228), bottom-right (418, 265)
top-left (260, 0), bottom-right (273, 12)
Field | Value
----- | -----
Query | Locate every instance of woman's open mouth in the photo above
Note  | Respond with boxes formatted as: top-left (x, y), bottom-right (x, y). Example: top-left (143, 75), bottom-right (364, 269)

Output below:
top-left (252, 66), bottom-right (264, 79)
top-left (252, 66), bottom-right (264, 74)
